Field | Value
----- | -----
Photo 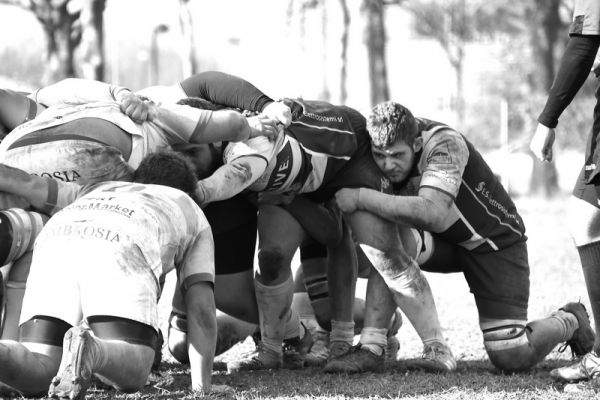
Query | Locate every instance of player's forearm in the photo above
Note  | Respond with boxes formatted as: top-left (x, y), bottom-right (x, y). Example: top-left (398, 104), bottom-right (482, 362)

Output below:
top-left (35, 78), bottom-right (131, 106)
top-left (357, 189), bottom-right (445, 232)
top-left (185, 285), bottom-right (217, 393)
top-left (538, 35), bottom-right (600, 128)
top-left (180, 71), bottom-right (274, 112)
top-left (196, 159), bottom-right (264, 206)
top-left (154, 105), bottom-right (251, 144)
top-left (0, 163), bottom-right (48, 209)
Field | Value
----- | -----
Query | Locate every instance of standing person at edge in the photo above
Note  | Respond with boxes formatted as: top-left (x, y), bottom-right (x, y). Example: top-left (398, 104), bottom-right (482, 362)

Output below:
top-left (331, 101), bottom-right (594, 373)
top-left (529, 0), bottom-right (600, 384)
top-left (159, 71), bottom-right (453, 373)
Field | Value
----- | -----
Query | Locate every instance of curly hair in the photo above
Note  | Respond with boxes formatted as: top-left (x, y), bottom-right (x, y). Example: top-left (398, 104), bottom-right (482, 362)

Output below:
top-left (133, 150), bottom-right (200, 203)
top-left (367, 101), bottom-right (419, 148)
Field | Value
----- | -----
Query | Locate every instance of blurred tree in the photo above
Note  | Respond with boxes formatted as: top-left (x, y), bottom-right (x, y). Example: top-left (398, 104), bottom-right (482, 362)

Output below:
top-left (523, 0), bottom-right (567, 197)
top-left (0, 0), bottom-right (106, 83)
top-left (362, 0), bottom-right (389, 106)
top-left (179, 0), bottom-right (198, 78)
top-left (339, 0), bottom-right (350, 104)
top-left (405, 0), bottom-right (520, 126)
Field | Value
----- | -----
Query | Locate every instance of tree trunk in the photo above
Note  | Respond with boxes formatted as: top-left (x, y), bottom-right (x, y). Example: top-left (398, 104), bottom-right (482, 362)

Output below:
top-left (32, 0), bottom-right (80, 83)
top-left (78, 0), bottom-right (106, 80)
top-left (179, 0), bottom-right (198, 78)
top-left (362, 0), bottom-right (390, 106)
top-left (526, 0), bottom-right (561, 197)
top-left (339, 0), bottom-right (350, 104)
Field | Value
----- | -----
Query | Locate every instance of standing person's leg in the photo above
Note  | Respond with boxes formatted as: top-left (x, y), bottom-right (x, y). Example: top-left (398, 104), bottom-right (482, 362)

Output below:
top-left (549, 173), bottom-right (600, 381)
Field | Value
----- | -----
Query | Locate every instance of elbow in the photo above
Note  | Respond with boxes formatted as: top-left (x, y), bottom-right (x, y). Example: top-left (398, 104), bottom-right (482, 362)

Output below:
top-left (225, 111), bottom-right (250, 142)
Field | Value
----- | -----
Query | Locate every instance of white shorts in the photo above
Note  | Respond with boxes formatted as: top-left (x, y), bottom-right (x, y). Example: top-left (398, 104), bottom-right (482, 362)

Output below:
top-left (2, 140), bottom-right (132, 184)
top-left (20, 238), bottom-right (160, 331)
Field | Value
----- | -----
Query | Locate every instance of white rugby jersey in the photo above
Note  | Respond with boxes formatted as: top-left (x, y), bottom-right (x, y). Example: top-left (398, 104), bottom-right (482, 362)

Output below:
top-left (0, 101), bottom-right (212, 168)
top-left (38, 181), bottom-right (214, 285)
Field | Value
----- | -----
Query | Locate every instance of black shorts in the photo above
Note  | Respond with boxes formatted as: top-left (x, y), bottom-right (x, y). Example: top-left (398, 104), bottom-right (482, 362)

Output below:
top-left (204, 195), bottom-right (257, 274)
top-left (420, 237), bottom-right (530, 320)
top-left (579, 79), bottom-right (600, 186)
top-left (572, 164), bottom-right (600, 208)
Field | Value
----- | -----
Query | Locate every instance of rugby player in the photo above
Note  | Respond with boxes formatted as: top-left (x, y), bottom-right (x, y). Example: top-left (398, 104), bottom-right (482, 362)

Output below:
top-left (0, 78), bottom-right (280, 340)
top-left (155, 71), bottom-right (452, 372)
top-left (330, 101), bottom-right (594, 373)
top-left (0, 151), bottom-right (226, 397)
top-left (530, 0), bottom-right (600, 383)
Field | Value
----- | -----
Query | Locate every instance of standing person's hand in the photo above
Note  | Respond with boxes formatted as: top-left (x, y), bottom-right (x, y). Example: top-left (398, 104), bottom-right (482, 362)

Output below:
top-left (530, 123), bottom-right (556, 162)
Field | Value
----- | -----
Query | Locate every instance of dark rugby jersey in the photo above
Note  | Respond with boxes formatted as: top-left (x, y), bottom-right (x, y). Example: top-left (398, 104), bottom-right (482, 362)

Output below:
top-left (223, 99), bottom-right (360, 194)
top-left (395, 118), bottom-right (526, 252)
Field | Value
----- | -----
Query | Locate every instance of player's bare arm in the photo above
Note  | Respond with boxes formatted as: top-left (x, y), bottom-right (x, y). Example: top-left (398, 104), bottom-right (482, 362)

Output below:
top-left (185, 281), bottom-right (217, 394)
top-left (196, 156), bottom-right (267, 206)
top-left (335, 186), bottom-right (453, 233)
top-left (0, 163), bottom-right (50, 210)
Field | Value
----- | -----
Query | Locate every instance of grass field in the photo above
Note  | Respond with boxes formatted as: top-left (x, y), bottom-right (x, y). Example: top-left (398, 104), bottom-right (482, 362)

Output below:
top-left (8, 194), bottom-right (598, 400)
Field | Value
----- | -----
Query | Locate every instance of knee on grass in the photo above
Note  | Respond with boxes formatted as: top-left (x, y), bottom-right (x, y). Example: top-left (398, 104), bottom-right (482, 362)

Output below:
top-left (484, 324), bottom-right (536, 372)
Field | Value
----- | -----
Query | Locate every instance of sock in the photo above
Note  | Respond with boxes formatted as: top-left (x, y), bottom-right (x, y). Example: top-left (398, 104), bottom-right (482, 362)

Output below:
top-left (254, 276), bottom-right (294, 355)
top-left (330, 320), bottom-right (354, 345)
top-left (382, 260), bottom-right (446, 346)
top-left (359, 327), bottom-right (387, 356)
top-left (578, 241), bottom-right (600, 352)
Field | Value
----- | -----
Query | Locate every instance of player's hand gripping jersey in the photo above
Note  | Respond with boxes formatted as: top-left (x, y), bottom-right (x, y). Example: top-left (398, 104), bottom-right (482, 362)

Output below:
top-left (397, 118), bottom-right (526, 252)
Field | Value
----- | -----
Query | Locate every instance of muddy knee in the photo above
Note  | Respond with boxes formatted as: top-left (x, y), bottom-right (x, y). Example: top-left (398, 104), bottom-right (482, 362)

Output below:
top-left (484, 324), bottom-right (536, 372)
top-left (257, 248), bottom-right (286, 282)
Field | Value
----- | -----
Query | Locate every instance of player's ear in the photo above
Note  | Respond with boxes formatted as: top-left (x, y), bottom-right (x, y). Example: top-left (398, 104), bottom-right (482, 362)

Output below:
top-left (413, 137), bottom-right (423, 153)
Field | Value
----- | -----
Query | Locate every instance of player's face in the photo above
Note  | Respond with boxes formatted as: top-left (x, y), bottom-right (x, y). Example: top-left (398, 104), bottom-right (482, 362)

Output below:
top-left (371, 139), bottom-right (420, 183)
top-left (186, 144), bottom-right (222, 179)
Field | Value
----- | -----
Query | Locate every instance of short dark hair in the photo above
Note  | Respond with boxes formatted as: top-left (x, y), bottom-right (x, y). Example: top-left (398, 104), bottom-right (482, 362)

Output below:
top-left (170, 142), bottom-right (222, 180)
top-left (367, 101), bottom-right (419, 148)
top-left (134, 151), bottom-right (200, 202)
top-left (177, 97), bottom-right (229, 111)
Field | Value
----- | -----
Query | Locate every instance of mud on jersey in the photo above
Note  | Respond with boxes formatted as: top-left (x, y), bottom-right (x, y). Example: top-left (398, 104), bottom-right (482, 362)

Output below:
top-left (396, 118), bottom-right (526, 252)
top-left (38, 181), bottom-right (214, 286)
top-left (223, 99), bottom-right (361, 195)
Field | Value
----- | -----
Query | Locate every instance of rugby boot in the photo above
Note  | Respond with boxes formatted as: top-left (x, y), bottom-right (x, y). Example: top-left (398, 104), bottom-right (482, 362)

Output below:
top-left (282, 324), bottom-right (313, 369)
top-left (48, 326), bottom-right (99, 400)
top-left (414, 341), bottom-right (457, 372)
top-left (386, 336), bottom-right (400, 362)
top-left (551, 351), bottom-right (600, 382)
top-left (324, 345), bottom-right (384, 373)
top-left (304, 330), bottom-right (330, 367)
top-left (560, 302), bottom-right (595, 357)
top-left (227, 343), bottom-right (282, 373)
top-left (386, 309), bottom-right (402, 362)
